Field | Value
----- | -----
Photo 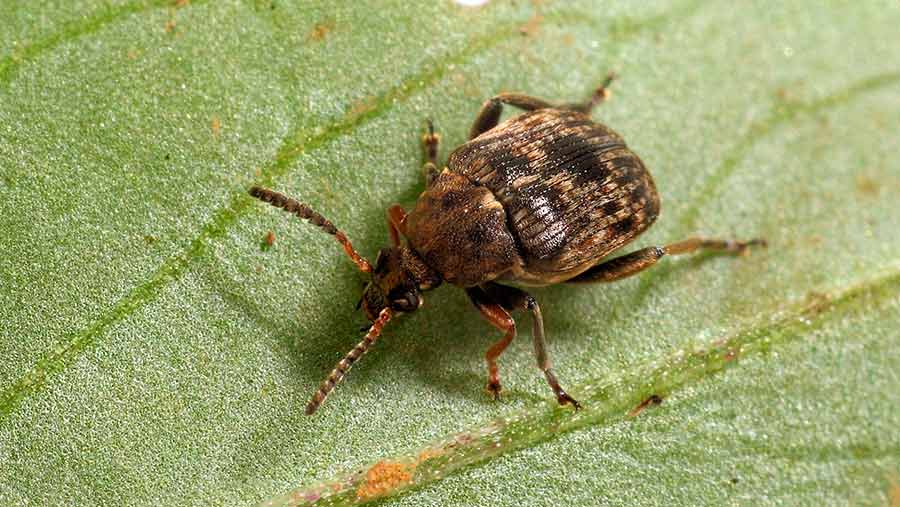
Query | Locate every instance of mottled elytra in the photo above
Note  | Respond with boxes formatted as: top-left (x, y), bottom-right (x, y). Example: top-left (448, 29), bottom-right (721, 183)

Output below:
top-left (249, 74), bottom-right (765, 415)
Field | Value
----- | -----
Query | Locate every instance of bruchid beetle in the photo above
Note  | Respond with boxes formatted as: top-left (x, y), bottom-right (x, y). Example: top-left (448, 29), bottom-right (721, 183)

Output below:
top-left (250, 73), bottom-right (765, 415)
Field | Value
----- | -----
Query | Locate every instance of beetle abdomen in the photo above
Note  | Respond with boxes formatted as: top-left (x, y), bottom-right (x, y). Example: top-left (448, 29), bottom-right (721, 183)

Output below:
top-left (448, 108), bottom-right (660, 283)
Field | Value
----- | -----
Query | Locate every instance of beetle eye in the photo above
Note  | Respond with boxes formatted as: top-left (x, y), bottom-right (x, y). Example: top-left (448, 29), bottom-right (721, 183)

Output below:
top-left (391, 292), bottom-right (420, 312)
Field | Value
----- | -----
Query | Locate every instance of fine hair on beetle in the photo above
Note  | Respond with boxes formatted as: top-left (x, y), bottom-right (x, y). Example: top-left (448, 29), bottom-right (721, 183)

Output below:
top-left (249, 73), bottom-right (765, 415)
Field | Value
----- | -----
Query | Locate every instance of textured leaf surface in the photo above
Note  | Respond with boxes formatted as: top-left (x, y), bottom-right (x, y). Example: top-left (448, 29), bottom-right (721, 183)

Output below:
top-left (1, 1), bottom-right (898, 506)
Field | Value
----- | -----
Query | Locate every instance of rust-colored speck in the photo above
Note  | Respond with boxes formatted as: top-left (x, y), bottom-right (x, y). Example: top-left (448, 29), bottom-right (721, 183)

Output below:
top-left (211, 115), bottom-right (221, 136)
top-left (856, 174), bottom-right (879, 196)
top-left (627, 394), bottom-right (663, 418)
top-left (164, 18), bottom-right (177, 33)
top-left (173, 0), bottom-right (190, 7)
top-left (356, 461), bottom-right (413, 500)
top-left (309, 21), bottom-right (334, 41)
top-left (519, 15), bottom-right (543, 37)
top-left (265, 230), bottom-right (276, 246)
top-left (889, 475), bottom-right (900, 507)
top-left (724, 348), bottom-right (739, 362)
top-left (774, 87), bottom-right (795, 103)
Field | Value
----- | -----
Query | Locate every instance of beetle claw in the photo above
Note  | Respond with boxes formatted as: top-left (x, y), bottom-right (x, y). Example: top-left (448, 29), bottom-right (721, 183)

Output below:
top-left (556, 391), bottom-right (581, 410)
top-left (486, 381), bottom-right (503, 401)
top-left (734, 237), bottom-right (768, 255)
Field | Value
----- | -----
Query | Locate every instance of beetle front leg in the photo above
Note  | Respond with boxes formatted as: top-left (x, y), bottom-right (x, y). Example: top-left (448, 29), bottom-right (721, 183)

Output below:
top-left (567, 236), bottom-right (767, 284)
top-left (471, 284), bottom-right (580, 409)
top-left (422, 119), bottom-right (440, 186)
top-left (386, 205), bottom-right (407, 246)
top-left (465, 286), bottom-right (516, 399)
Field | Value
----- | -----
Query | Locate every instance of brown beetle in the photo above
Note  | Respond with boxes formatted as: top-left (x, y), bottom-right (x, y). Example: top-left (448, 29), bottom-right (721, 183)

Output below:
top-left (250, 74), bottom-right (764, 415)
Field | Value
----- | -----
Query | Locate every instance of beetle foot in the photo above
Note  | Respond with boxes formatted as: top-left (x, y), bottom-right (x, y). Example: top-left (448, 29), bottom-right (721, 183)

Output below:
top-left (733, 237), bottom-right (768, 255)
top-left (422, 121), bottom-right (440, 147)
top-left (556, 390), bottom-right (581, 410)
top-left (486, 381), bottom-right (503, 401)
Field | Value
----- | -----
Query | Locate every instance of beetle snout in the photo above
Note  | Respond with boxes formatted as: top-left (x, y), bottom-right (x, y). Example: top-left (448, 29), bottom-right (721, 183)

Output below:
top-left (359, 282), bottom-right (387, 321)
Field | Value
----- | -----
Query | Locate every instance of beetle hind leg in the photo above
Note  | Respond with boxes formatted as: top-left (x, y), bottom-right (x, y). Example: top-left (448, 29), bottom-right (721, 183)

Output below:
top-left (563, 71), bottom-right (616, 114)
top-left (469, 93), bottom-right (554, 140)
top-left (469, 72), bottom-right (617, 139)
top-left (566, 236), bottom-right (767, 284)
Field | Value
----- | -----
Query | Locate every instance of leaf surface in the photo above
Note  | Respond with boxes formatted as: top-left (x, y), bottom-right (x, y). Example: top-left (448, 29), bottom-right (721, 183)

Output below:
top-left (1, 1), bottom-right (898, 505)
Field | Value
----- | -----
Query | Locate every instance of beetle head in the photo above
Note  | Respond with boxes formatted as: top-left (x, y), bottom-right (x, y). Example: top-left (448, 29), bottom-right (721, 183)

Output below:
top-left (359, 246), bottom-right (441, 320)
top-left (248, 186), bottom-right (446, 413)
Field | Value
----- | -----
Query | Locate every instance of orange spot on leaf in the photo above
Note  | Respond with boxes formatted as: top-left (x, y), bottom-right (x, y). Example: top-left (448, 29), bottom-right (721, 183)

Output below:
top-left (356, 461), bottom-right (413, 500)
top-left (308, 21), bottom-right (334, 41)
top-left (519, 15), bottom-right (543, 37)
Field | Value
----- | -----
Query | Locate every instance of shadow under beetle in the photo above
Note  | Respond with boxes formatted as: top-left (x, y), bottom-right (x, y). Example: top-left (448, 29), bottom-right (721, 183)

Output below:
top-left (249, 74), bottom-right (765, 415)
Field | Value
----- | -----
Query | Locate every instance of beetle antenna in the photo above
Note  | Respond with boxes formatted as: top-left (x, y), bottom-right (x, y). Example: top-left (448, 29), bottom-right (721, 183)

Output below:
top-left (249, 186), bottom-right (372, 273)
top-left (305, 308), bottom-right (393, 415)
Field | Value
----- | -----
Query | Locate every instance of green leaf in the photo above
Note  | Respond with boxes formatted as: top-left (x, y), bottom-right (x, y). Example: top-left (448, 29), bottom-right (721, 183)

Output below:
top-left (1, 1), bottom-right (898, 506)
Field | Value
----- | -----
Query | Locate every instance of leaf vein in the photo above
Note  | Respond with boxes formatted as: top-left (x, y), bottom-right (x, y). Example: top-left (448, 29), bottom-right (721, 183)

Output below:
top-left (263, 266), bottom-right (900, 506)
top-left (624, 71), bottom-right (900, 319)
top-left (0, 0), bottom-right (204, 88)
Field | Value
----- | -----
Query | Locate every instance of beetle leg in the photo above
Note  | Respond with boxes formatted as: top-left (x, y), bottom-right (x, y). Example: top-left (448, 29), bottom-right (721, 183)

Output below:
top-left (466, 286), bottom-right (516, 399)
top-left (386, 204), bottom-right (408, 246)
top-left (566, 236), bottom-right (767, 284)
top-left (470, 284), bottom-right (581, 409)
top-left (422, 119), bottom-right (440, 186)
top-left (563, 71), bottom-right (616, 114)
top-left (469, 93), bottom-right (554, 139)
top-left (470, 73), bottom-right (616, 139)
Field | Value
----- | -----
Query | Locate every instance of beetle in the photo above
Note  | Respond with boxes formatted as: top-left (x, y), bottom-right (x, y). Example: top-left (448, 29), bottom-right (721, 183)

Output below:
top-left (249, 73), bottom-right (765, 415)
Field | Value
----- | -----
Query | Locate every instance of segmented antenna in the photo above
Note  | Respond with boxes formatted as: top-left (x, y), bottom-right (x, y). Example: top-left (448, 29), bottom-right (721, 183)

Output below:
top-left (305, 308), bottom-right (393, 415)
top-left (249, 186), bottom-right (372, 273)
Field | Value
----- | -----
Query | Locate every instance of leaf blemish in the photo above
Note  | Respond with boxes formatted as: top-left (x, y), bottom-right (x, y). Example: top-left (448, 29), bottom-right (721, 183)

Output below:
top-left (308, 21), bottom-right (335, 42)
top-left (261, 230), bottom-right (275, 251)
top-left (356, 461), bottom-right (413, 500)
top-left (855, 174), bottom-right (880, 197)
top-left (211, 115), bottom-right (221, 137)
top-left (519, 15), bottom-right (543, 37)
